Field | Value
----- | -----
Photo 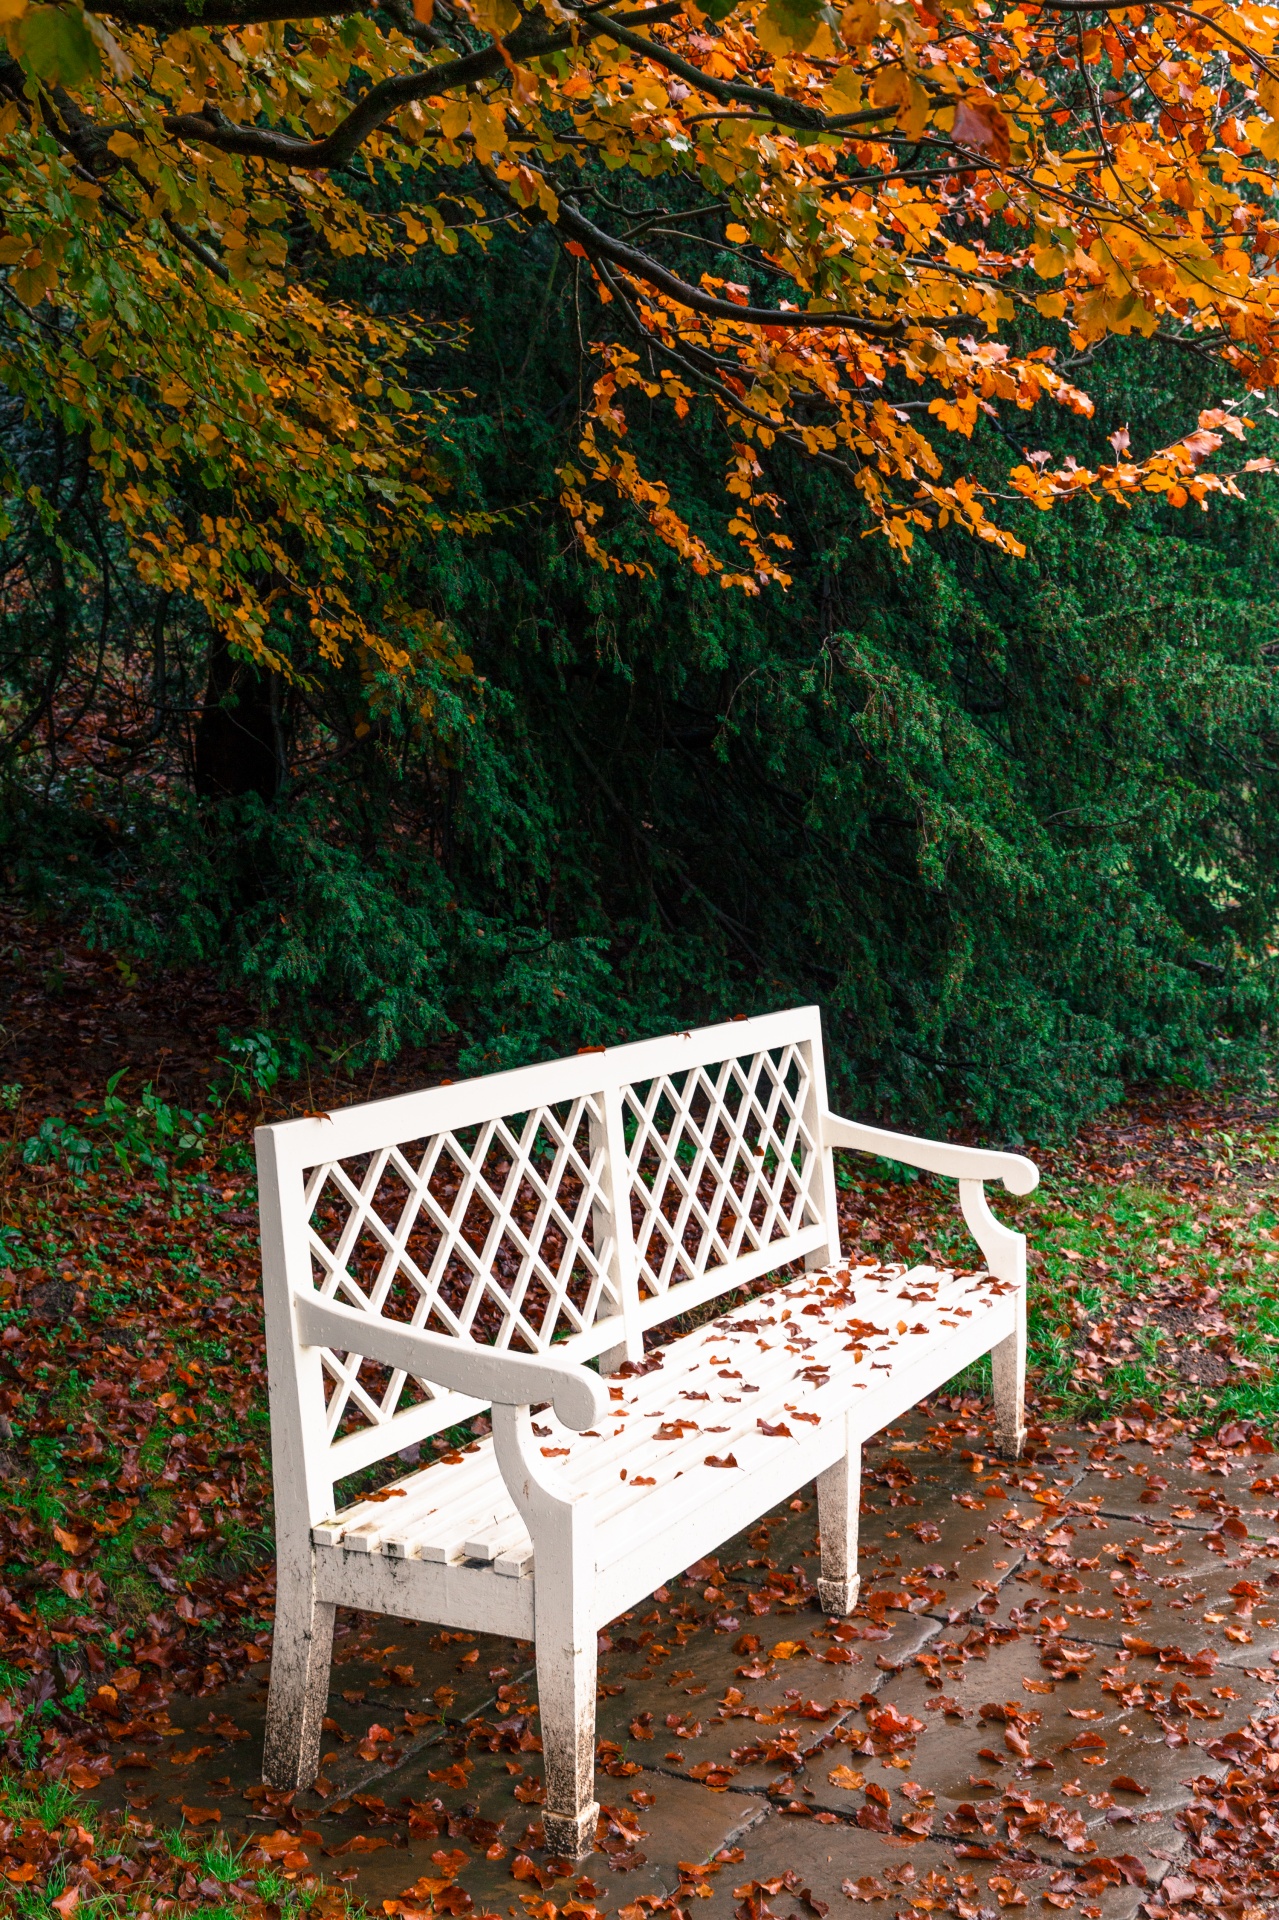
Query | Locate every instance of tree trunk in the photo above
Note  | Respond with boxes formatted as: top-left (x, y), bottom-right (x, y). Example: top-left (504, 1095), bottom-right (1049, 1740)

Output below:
top-left (194, 631), bottom-right (283, 801)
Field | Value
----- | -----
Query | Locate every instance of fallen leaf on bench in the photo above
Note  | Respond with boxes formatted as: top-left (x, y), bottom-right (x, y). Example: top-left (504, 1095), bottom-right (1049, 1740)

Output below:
top-left (656, 1422), bottom-right (697, 1440)
top-left (705, 1455), bottom-right (739, 1468)
top-left (541, 1447), bottom-right (570, 1457)
top-left (793, 1412), bottom-right (820, 1424)
top-left (364, 1489), bottom-right (407, 1503)
top-left (630, 1475), bottom-right (656, 1486)
top-left (758, 1422), bottom-right (792, 1438)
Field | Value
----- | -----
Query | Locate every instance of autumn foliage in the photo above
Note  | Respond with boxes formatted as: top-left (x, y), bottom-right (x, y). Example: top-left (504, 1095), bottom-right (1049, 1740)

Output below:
top-left (3, 0), bottom-right (1279, 660)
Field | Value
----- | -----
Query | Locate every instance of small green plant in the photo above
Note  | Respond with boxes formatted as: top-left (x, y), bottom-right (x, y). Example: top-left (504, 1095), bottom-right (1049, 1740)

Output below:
top-left (197, 1837), bottom-right (247, 1884)
top-left (0, 1082), bottom-right (21, 1112)
top-left (217, 1028), bottom-right (283, 1101)
top-left (22, 1114), bottom-right (96, 1178)
top-left (22, 1073), bottom-right (207, 1187)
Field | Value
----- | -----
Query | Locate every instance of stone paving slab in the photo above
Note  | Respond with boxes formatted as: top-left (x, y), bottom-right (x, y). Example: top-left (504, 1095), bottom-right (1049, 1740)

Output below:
top-left (980, 1511), bottom-right (1279, 1667)
top-left (81, 1421), bottom-right (1279, 1918)
top-left (693, 1812), bottom-right (1154, 1920)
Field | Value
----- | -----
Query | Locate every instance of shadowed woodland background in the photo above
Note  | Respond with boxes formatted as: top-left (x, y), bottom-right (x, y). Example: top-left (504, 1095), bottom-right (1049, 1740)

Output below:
top-left (6, 202), bottom-right (1279, 1135)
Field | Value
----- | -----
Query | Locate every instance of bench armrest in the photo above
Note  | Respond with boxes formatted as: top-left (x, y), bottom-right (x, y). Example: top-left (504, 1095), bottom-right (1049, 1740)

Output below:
top-left (294, 1292), bottom-right (608, 1431)
top-left (821, 1112), bottom-right (1038, 1196)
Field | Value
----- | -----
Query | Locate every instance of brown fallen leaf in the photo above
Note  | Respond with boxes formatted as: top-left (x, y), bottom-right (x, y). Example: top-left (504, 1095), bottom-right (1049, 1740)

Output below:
top-left (1160, 1876), bottom-right (1197, 1904)
top-left (257, 1830), bottom-right (322, 1857)
top-left (705, 1455), bottom-right (739, 1469)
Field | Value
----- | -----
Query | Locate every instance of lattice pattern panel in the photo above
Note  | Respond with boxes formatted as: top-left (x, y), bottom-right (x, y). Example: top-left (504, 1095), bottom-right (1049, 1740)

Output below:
top-left (622, 1044), bottom-right (820, 1301)
top-left (305, 1096), bottom-right (620, 1442)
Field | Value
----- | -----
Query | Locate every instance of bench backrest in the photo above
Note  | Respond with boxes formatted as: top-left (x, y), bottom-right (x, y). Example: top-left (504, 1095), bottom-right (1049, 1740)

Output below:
top-left (257, 1007), bottom-right (839, 1509)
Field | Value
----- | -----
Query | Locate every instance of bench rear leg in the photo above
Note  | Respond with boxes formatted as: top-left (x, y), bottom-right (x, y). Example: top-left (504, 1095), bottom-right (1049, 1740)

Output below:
top-left (263, 1565), bottom-right (335, 1791)
top-left (816, 1415), bottom-right (861, 1616)
top-left (992, 1309), bottom-right (1026, 1461)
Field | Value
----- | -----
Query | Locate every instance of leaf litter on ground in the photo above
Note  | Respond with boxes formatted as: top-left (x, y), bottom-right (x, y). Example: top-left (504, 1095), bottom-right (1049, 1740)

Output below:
top-left (2, 908), bottom-right (1279, 1916)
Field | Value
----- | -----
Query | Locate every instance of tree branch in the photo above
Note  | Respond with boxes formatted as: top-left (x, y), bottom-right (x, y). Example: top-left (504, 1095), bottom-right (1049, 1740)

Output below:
top-left (554, 197), bottom-right (899, 334)
top-left (160, 3), bottom-right (681, 167)
top-left (580, 15), bottom-right (892, 134)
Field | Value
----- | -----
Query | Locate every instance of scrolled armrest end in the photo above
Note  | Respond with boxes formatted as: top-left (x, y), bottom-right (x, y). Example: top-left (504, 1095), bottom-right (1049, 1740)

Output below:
top-left (550, 1368), bottom-right (608, 1432)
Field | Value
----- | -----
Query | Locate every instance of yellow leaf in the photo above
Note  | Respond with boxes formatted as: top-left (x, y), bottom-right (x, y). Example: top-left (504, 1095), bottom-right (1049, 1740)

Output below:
top-left (469, 0), bottom-right (519, 35)
top-left (725, 223), bottom-right (749, 243)
top-left (11, 262), bottom-right (54, 306)
top-left (438, 97), bottom-right (469, 142)
top-left (1033, 246), bottom-right (1065, 279)
top-left (0, 0), bottom-right (27, 23)
top-left (107, 131), bottom-right (139, 156)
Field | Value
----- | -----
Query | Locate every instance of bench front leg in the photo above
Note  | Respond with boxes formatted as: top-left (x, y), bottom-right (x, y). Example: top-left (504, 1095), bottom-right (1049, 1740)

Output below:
top-left (817, 1409), bottom-right (861, 1616)
top-left (960, 1179), bottom-right (1027, 1461)
top-left (492, 1404), bottom-right (600, 1859)
top-left (263, 1551), bottom-right (335, 1790)
top-left (533, 1497), bottom-right (598, 1860)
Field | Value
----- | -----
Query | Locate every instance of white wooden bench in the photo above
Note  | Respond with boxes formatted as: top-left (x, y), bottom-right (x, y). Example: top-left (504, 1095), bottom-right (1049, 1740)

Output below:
top-left (256, 1007), bottom-right (1037, 1857)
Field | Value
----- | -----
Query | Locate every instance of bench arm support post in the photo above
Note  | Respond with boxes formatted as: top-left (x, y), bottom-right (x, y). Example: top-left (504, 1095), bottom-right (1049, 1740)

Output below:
top-left (819, 1112), bottom-right (1034, 1461)
top-left (959, 1177), bottom-right (1028, 1461)
top-left (491, 1403), bottom-right (600, 1858)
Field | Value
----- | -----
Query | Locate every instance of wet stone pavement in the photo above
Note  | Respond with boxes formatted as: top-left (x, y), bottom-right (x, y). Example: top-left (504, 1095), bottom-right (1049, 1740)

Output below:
top-left (84, 1410), bottom-right (1279, 1920)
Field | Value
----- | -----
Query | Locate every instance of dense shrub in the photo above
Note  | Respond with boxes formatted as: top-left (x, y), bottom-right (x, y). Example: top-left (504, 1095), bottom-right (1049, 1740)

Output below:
top-left (5, 217), bottom-right (1278, 1134)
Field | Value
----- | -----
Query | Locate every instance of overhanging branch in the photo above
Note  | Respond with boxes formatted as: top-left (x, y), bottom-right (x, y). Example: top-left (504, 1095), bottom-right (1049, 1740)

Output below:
top-left (537, 191), bottom-right (900, 335)
top-left (160, 3), bottom-right (680, 167)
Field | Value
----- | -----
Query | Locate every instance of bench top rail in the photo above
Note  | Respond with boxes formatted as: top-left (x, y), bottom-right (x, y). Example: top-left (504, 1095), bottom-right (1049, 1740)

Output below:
top-left (257, 1008), bottom-right (836, 1484)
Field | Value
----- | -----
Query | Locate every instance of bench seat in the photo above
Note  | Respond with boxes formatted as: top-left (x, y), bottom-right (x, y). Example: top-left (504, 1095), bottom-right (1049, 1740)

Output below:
top-left (311, 1258), bottom-right (1013, 1615)
top-left (257, 1008), bottom-right (1036, 1858)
